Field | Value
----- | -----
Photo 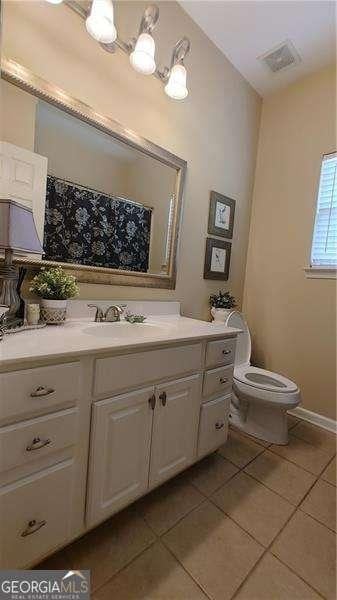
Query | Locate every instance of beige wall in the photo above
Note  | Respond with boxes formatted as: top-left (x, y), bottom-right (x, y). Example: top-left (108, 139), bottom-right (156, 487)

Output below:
top-left (2, 0), bottom-right (261, 319)
top-left (243, 65), bottom-right (336, 420)
top-left (1, 79), bottom-right (37, 149)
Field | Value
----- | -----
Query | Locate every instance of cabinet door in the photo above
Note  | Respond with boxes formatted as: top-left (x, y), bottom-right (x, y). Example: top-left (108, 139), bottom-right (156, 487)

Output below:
top-left (87, 387), bottom-right (154, 527)
top-left (149, 374), bottom-right (201, 488)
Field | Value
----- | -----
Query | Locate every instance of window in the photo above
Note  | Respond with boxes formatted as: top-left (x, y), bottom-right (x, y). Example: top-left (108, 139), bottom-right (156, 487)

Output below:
top-left (310, 152), bottom-right (337, 268)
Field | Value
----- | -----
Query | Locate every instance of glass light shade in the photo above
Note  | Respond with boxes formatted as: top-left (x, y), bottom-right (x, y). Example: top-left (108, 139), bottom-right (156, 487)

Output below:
top-left (130, 33), bottom-right (156, 75)
top-left (165, 64), bottom-right (188, 100)
top-left (86, 0), bottom-right (117, 44)
top-left (45, 0), bottom-right (63, 3)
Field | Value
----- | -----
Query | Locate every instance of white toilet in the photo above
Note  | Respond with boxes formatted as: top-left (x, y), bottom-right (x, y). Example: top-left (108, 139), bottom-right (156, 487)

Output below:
top-left (225, 311), bottom-right (301, 445)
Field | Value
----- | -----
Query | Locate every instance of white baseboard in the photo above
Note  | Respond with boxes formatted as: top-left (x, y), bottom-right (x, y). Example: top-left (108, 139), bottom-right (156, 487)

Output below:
top-left (289, 406), bottom-right (337, 434)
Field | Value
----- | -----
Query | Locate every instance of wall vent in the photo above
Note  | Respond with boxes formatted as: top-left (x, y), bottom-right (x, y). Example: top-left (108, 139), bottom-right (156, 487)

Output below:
top-left (259, 40), bottom-right (301, 73)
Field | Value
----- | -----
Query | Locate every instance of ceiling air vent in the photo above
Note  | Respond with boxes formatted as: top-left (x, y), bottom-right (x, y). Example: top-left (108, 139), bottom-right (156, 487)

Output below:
top-left (259, 40), bottom-right (301, 73)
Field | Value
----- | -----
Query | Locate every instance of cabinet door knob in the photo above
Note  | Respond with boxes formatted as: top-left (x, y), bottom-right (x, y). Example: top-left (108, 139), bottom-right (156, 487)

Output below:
top-left (30, 386), bottom-right (55, 398)
top-left (26, 437), bottom-right (51, 452)
top-left (222, 349), bottom-right (231, 355)
top-left (21, 519), bottom-right (46, 537)
top-left (219, 378), bottom-right (228, 384)
top-left (148, 394), bottom-right (156, 410)
top-left (159, 391), bottom-right (167, 406)
top-left (215, 421), bottom-right (225, 430)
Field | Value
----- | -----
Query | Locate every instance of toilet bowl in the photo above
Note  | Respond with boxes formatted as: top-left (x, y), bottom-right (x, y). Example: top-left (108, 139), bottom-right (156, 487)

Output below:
top-left (224, 311), bottom-right (301, 445)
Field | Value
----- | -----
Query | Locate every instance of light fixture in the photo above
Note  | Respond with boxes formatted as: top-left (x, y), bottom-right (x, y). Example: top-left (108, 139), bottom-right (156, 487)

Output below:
top-left (130, 33), bottom-right (156, 75)
top-left (86, 0), bottom-right (117, 44)
top-left (129, 5), bottom-right (158, 75)
top-left (45, 0), bottom-right (63, 4)
top-left (58, 2), bottom-right (191, 100)
top-left (164, 38), bottom-right (190, 100)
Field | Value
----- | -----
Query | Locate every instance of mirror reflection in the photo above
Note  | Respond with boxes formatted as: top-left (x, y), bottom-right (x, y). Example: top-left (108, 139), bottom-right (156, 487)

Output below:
top-left (2, 81), bottom-right (177, 275)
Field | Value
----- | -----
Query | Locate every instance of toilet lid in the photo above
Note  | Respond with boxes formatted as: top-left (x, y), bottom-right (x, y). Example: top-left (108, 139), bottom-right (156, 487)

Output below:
top-left (225, 311), bottom-right (251, 366)
top-left (234, 365), bottom-right (298, 393)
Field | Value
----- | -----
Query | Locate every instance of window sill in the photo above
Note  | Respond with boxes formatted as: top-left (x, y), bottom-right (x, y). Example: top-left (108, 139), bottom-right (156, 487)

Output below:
top-left (304, 267), bottom-right (337, 279)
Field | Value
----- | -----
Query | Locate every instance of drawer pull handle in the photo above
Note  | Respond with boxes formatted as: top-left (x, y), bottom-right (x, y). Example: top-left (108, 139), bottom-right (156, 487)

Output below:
top-left (159, 391), bottom-right (167, 407)
top-left (219, 378), bottom-right (228, 384)
top-left (26, 437), bottom-right (51, 452)
top-left (30, 386), bottom-right (55, 398)
top-left (222, 349), bottom-right (231, 355)
top-left (215, 421), bottom-right (225, 430)
top-left (21, 519), bottom-right (46, 537)
top-left (148, 394), bottom-right (156, 410)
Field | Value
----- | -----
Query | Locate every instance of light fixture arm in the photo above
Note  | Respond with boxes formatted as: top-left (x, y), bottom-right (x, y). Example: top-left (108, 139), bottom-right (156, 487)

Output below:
top-left (170, 37), bottom-right (191, 69)
top-left (138, 4), bottom-right (159, 35)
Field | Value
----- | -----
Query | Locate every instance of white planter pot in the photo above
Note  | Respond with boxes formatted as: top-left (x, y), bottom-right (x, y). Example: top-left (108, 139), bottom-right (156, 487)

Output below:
top-left (41, 299), bottom-right (67, 325)
top-left (211, 307), bottom-right (234, 323)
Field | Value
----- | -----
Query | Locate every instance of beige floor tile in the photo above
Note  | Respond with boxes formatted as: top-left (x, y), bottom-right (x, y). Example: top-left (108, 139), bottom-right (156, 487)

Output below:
top-left (230, 425), bottom-right (271, 447)
top-left (218, 430), bottom-right (264, 468)
top-left (287, 414), bottom-right (300, 430)
top-left (291, 421), bottom-right (337, 454)
top-left (138, 475), bottom-right (204, 535)
top-left (163, 500), bottom-right (264, 600)
top-left (36, 549), bottom-right (71, 570)
top-left (185, 453), bottom-right (238, 496)
top-left (301, 479), bottom-right (336, 531)
top-left (235, 553), bottom-right (321, 600)
top-left (270, 435), bottom-right (333, 475)
top-left (66, 505), bottom-right (156, 591)
top-left (271, 510), bottom-right (337, 599)
top-left (212, 472), bottom-right (294, 546)
top-left (245, 450), bottom-right (316, 505)
top-left (96, 541), bottom-right (208, 600)
top-left (321, 457), bottom-right (336, 486)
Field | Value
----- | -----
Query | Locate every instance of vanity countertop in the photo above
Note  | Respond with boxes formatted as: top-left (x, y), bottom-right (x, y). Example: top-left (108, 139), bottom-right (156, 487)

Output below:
top-left (0, 315), bottom-right (240, 369)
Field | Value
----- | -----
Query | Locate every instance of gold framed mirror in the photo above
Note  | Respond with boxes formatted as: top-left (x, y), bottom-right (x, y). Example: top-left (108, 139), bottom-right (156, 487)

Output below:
top-left (1, 57), bottom-right (186, 289)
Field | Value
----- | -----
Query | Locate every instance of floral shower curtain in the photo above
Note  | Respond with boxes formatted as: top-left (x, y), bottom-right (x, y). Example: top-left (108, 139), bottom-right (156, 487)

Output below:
top-left (43, 175), bottom-right (152, 272)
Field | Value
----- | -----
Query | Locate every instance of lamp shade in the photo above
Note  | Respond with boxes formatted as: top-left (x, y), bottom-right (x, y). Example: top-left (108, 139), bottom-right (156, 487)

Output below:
top-left (86, 0), bottom-right (117, 44)
top-left (130, 33), bottom-right (156, 75)
top-left (164, 63), bottom-right (188, 100)
top-left (0, 200), bottom-right (43, 254)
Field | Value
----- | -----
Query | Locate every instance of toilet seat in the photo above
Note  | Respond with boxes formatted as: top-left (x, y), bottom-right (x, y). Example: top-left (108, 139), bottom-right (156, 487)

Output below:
top-left (234, 365), bottom-right (298, 393)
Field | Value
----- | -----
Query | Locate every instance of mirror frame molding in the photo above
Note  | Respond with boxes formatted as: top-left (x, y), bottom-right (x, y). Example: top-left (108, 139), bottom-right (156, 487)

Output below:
top-left (1, 57), bottom-right (187, 289)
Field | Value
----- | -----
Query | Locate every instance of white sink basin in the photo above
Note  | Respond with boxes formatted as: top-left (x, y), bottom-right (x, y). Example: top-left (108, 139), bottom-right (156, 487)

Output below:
top-left (82, 321), bottom-right (167, 339)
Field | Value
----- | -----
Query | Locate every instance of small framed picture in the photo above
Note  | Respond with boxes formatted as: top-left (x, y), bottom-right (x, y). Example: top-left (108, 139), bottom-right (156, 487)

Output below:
top-left (208, 191), bottom-right (235, 239)
top-left (204, 237), bottom-right (231, 280)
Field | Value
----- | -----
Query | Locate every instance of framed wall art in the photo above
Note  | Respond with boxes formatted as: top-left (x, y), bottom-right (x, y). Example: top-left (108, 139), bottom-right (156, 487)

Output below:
top-left (208, 191), bottom-right (235, 239)
top-left (204, 237), bottom-right (231, 280)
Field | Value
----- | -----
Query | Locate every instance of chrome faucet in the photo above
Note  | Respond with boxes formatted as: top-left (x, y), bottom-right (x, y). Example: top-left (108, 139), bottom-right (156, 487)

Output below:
top-left (88, 304), bottom-right (125, 323)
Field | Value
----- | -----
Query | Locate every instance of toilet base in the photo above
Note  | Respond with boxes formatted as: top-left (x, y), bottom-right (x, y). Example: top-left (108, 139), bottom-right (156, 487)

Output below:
top-left (229, 393), bottom-right (290, 445)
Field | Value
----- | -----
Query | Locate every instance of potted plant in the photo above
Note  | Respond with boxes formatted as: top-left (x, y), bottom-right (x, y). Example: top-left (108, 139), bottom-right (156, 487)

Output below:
top-left (209, 290), bottom-right (236, 322)
top-left (29, 266), bottom-right (79, 324)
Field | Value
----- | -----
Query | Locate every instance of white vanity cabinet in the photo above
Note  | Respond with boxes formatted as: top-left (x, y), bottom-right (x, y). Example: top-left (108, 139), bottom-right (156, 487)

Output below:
top-left (87, 374), bottom-right (202, 526)
top-left (87, 387), bottom-right (154, 526)
top-left (0, 330), bottom-right (237, 568)
top-left (149, 374), bottom-right (201, 488)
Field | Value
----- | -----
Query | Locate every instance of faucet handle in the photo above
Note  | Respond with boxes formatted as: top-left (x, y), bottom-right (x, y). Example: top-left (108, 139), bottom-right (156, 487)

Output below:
top-left (87, 304), bottom-right (104, 322)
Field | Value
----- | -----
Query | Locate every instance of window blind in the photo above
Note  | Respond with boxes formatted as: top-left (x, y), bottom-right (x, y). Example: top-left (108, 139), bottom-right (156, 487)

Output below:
top-left (311, 152), bottom-right (337, 267)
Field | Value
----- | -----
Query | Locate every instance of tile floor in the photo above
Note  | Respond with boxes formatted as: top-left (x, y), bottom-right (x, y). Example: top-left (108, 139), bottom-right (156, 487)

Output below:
top-left (38, 415), bottom-right (336, 600)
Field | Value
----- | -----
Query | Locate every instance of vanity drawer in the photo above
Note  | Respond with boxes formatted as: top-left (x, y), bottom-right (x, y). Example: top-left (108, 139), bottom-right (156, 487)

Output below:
top-left (205, 338), bottom-right (236, 368)
top-left (198, 395), bottom-right (231, 457)
top-left (0, 362), bottom-right (80, 423)
top-left (203, 365), bottom-right (233, 398)
top-left (94, 344), bottom-right (203, 397)
top-left (0, 460), bottom-right (74, 568)
top-left (0, 408), bottom-right (78, 474)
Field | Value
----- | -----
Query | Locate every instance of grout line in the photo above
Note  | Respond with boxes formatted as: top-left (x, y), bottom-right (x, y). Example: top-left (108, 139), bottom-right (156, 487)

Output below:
top-left (160, 537), bottom-right (214, 600)
top-left (92, 535), bottom-right (158, 594)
